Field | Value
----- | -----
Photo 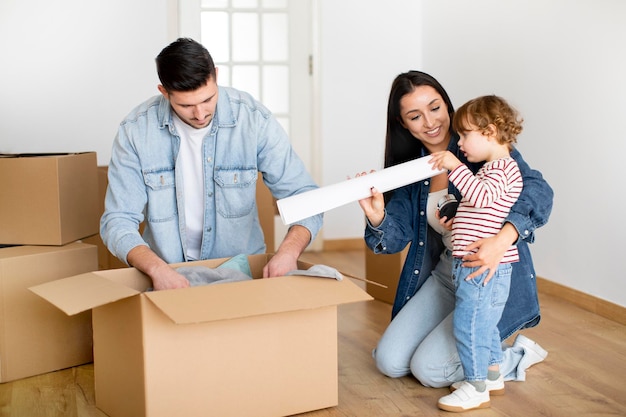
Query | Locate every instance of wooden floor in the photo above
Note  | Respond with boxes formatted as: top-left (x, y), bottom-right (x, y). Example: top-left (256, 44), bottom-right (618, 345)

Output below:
top-left (1, 250), bottom-right (625, 417)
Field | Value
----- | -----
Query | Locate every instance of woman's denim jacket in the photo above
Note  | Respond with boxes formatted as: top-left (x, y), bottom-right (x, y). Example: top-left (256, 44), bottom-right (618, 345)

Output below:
top-left (364, 136), bottom-right (553, 340)
top-left (101, 87), bottom-right (322, 265)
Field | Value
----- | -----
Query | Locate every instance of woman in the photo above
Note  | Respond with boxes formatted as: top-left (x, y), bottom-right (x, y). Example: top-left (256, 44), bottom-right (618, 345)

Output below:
top-left (358, 71), bottom-right (553, 393)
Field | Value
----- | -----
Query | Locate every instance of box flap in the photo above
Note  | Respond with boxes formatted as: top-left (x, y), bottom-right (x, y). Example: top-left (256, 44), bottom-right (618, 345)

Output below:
top-left (29, 272), bottom-right (140, 316)
top-left (0, 152), bottom-right (94, 158)
top-left (144, 275), bottom-right (372, 325)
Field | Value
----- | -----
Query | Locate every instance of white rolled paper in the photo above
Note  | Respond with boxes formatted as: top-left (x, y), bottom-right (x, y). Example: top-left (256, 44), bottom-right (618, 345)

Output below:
top-left (276, 156), bottom-right (444, 225)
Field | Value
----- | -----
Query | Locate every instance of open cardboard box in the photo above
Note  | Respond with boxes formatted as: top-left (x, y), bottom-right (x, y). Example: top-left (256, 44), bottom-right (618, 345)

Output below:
top-left (30, 254), bottom-right (372, 417)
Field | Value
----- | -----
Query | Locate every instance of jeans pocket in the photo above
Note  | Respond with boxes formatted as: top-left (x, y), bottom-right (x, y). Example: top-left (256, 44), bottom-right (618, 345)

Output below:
top-left (491, 264), bottom-right (512, 307)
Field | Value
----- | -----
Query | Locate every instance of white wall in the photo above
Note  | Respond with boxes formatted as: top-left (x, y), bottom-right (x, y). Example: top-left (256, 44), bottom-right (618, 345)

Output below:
top-left (0, 0), bottom-right (171, 166)
top-left (1, 0), bottom-right (624, 308)
top-left (317, 0), bottom-right (423, 240)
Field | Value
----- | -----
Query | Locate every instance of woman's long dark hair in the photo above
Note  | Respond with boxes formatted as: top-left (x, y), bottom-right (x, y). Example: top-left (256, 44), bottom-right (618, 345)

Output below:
top-left (384, 71), bottom-right (456, 168)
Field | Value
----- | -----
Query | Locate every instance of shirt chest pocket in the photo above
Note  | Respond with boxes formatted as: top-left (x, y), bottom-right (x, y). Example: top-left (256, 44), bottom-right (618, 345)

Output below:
top-left (143, 169), bottom-right (177, 222)
top-left (214, 167), bottom-right (257, 218)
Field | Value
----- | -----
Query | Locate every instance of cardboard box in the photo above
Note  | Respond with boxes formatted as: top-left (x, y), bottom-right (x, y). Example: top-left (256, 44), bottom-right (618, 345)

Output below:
top-left (31, 254), bottom-right (372, 417)
top-left (82, 166), bottom-right (128, 270)
top-left (365, 246), bottom-right (409, 304)
top-left (0, 242), bottom-right (97, 383)
top-left (0, 152), bottom-right (99, 245)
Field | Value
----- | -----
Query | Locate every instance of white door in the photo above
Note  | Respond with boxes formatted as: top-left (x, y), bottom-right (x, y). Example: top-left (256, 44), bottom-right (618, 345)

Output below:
top-left (178, 0), bottom-right (322, 251)
top-left (179, 0), bottom-right (314, 171)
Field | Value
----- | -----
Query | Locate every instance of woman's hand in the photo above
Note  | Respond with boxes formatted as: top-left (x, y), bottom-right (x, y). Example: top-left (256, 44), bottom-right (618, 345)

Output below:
top-left (358, 186), bottom-right (385, 227)
top-left (347, 169), bottom-right (377, 180)
top-left (462, 223), bottom-right (518, 283)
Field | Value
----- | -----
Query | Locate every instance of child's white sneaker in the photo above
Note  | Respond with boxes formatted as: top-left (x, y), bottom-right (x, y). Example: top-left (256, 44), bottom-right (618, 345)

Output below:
top-left (438, 381), bottom-right (490, 412)
top-left (450, 374), bottom-right (505, 396)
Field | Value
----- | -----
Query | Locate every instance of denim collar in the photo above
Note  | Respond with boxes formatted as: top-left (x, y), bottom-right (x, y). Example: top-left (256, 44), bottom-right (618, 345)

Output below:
top-left (156, 86), bottom-right (238, 132)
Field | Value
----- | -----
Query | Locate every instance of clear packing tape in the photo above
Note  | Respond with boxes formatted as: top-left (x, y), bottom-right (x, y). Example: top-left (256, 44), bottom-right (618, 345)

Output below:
top-left (277, 156), bottom-right (444, 225)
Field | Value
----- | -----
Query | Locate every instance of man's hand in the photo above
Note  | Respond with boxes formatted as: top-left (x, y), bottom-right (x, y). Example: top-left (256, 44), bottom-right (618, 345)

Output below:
top-left (263, 225), bottom-right (311, 278)
top-left (263, 250), bottom-right (298, 278)
top-left (127, 245), bottom-right (190, 290)
top-left (149, 264), bottom-right (190, 291)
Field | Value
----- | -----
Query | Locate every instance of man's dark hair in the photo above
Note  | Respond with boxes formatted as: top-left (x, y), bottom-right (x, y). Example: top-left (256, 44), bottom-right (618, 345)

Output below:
top-left (156, 38), bottom-right (216, 92)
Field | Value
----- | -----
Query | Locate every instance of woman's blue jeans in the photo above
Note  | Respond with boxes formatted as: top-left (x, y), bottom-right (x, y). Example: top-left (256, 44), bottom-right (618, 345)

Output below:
top-left (373, 250), bottom-right (525, 387)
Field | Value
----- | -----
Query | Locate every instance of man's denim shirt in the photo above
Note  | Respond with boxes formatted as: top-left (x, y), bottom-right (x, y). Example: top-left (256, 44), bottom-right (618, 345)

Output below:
top-left (364, 137), bottom-right (553, 340)
top-left (101, 87), bottom-right (322, 265)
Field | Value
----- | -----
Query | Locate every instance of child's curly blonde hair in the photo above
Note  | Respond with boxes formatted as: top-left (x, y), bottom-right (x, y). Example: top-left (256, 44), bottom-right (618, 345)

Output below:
top-left (452, 95), bottom-right (523, 148)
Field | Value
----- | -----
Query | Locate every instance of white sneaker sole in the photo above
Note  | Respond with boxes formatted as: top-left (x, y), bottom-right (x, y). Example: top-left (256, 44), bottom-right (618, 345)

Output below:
top-left (438, 400), bottom-right (491, 412)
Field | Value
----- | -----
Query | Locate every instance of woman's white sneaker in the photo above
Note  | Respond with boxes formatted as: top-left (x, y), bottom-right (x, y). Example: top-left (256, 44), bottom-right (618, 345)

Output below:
top-left (438, 381), bottom-right (490, 412)
top-left (514, 334), bottom-right (548, 380)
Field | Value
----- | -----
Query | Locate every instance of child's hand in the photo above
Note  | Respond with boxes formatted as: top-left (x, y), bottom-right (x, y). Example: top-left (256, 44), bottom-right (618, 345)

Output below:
top-left (429, 151), bottom-right (462, 172)
top-left (436, 210), bottom-right (454, 230)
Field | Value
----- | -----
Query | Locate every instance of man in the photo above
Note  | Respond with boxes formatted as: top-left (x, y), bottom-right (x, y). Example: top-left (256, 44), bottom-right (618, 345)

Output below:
top-left (101, 38), bottom-right (322, 290)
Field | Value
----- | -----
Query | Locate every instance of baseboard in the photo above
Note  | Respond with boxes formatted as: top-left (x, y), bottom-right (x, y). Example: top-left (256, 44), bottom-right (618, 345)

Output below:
top-left (323, 238), bottom-right (365, 251)
top-left (537, 277), bottom-right (626, 326)
top-left (318, 242), bottom-right (626, 326)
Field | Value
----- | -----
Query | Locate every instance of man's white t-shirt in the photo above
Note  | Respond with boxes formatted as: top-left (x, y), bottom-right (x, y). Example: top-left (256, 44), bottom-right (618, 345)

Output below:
top-left (173, 113), bottom-right (212, 261)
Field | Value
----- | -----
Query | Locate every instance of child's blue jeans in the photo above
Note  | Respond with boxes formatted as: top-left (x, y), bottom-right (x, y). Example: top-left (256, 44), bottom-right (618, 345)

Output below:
top-left (452, 258), bottom-right (512, 381)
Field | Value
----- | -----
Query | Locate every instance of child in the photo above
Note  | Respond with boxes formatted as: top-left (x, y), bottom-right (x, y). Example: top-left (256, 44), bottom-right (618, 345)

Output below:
top-left (429, 95), bottom-right (524, 412)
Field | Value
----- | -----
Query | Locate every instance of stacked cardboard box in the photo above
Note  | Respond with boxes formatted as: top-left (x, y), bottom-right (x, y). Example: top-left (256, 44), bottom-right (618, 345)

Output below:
top-left (82, 166), bottom-right (128, 270)
top-left (0, 152), bottom-right (99, 382)
top-left (0, 152), bottom-right (99, 245)
top-left (0, 243), bottom-right (97, 382)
